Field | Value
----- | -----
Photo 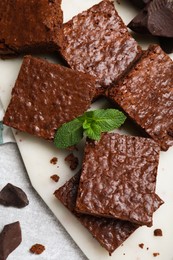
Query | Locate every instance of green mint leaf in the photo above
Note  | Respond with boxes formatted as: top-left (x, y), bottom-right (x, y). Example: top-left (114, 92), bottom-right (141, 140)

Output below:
top-left (84, 123), bottom-right (101, 140)
top-left (54, 109), bottom-right (126, 149)
top-left (54, 118), bottom-right (83, 149)
top-left (92, 109), bottom-right (126, 132)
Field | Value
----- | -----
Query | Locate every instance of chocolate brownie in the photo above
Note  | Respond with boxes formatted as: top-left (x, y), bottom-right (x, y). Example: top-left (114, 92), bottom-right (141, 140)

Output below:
top-left (54, 172), bottom-right (163, 255)
top-left (60, 0), bottom-right (142, 97)
top-left (107, 45), bottom-right (173, 151)
top-left (0, 0), bottom-right (63, 58)
top-left (76, 133), bottom-right (160, 226)
top-left (3, 56), bottom-right (96, 140)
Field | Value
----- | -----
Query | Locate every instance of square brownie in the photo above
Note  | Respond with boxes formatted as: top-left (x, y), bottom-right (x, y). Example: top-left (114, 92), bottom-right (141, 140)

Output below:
top-left (107, 44), bottom-right (173, 151)
top-left (0, 0), bottom-right (63, 58)
top-left (54, 171), bottom-right (163, 255)
top-left (60, 0), bottom-right (142, 97)
top-left (76, 133), bottom-right (160, 226)
top-left (3, 56), bottom-right (96, 140)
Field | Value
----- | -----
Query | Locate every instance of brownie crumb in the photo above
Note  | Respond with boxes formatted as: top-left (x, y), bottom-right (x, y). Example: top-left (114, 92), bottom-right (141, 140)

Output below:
top-left (30, 244), bottom-right (45, 255)
top-left (139, 243), bottom-right (144, 249)
top-left (50, 174), bottom-right (60, 183)
top-left (50, 157), bottom-right (58, 165)
top-left (153, 252), bottom-right (160, 257)
top-left (147, 247), bottom-right (149, 250)
top-left (154, 229), bottom-right (163, 236)
top-left (65, 153), bottom-right (79, 170)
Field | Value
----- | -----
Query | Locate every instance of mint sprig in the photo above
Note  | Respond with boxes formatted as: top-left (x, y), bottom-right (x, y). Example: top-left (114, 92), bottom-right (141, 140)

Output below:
top-left (54, 109), bottom-right (126, 149)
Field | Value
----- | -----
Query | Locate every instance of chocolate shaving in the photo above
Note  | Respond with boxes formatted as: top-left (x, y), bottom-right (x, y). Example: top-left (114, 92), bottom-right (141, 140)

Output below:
top-left (0, 183), bottom-right (29, 208)
top-left (0, 221), bottom-right (22, 260)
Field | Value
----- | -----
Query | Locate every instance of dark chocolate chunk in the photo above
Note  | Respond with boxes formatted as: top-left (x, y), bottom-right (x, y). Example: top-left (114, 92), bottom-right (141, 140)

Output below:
top-left (128, 0), bottom-right (173, 54)
top-left (128, 6), bottom-right (149, 34)
top-left (107, 45), bottom-right (173, 151)
top-left (0, 183), bottom-right (29, 208)
top-left (76, 133), bottom-right (160, 226)
top-left (0, 221), bottom-right (22, 260)
top-left (54, 171), bottom-right (163, 255)
top-left (148, 0), bottom-right (173, 37)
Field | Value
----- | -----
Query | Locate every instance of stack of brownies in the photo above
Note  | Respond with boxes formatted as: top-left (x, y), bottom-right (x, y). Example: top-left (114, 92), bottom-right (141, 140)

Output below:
top-left (1, 0), bottom-right (173, 255)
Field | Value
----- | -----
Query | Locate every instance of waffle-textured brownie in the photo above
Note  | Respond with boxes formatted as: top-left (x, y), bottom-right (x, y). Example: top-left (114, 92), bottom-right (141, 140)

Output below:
top-left (60, 0), bottom-right (142, 97)
top-left (3, 56), bottom-right (96, 140)
top-left (76, 133), bottom-right (160, 226)
top-left (107, 45), bottom-right (173, 151)
top-left (54, 172), bottom-right (163, 255)
top-left (0, 0), bottom-right (63, 58)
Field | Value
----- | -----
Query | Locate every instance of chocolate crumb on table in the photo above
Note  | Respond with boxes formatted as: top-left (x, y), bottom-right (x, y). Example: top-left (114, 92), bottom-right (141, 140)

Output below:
top-left (50, 157), bottom-right (58, 165)
top-left (3, 56), bottom-right (96, 141)
top-left (60, 0), bottom-right (142, 97)
top-left (30, 244), bottom-right (45, 255)
top-left (0, 183), bottom-right (29, 208)
top-left (107, 44), bottom-right (173, 151)
top-left (0, 221), bottom-right (22, 260)
top-left (153, 252), bottom-right (160, 257)
top-left (76, 133), bottom-right (160, 226)
top-left (50, 174), bottom-right (60, 183)
top-left (139, 243), bottom-right (144, 249)
top-left (0, 0), bottom-right (63, 58)
top-left (54, 171), bottom-right (163, 255)
top-left (154, 229), bottom-right (163, 236)
top-left (65, 153), bottom-right (79, 171)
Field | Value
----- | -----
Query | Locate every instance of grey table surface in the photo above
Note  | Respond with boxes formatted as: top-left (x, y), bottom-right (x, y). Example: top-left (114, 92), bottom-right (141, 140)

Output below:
top-left (0, 143), bottom-right (87, 260)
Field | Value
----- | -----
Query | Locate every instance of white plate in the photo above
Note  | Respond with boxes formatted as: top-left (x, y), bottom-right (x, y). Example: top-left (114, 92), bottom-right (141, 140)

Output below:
top-left (0, 1), bottom-right (173, 259)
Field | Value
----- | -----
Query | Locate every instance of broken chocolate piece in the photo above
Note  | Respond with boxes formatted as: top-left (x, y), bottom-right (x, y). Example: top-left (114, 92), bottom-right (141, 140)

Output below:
top-left (30, 244), bottom-right (45, 255)
top-left (0, 183), bottom-right (29, 208)
top-left (0, 221), bottom-right (22, 260)
top-left (129, 0), bottom-right (173, 37)
top-left (128, 6), bottom-right (149, 34)
top-left (148, 0), bottom-right (173, 37)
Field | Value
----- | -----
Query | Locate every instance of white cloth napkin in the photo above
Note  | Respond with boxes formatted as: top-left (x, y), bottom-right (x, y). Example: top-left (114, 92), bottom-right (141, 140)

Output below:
top-left (0, 99), bottom-right (15, 144)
